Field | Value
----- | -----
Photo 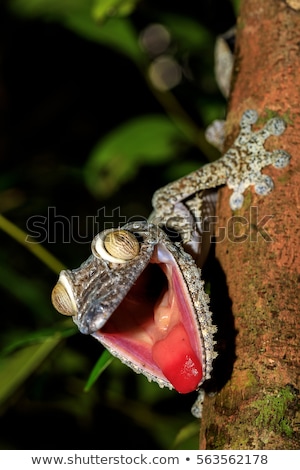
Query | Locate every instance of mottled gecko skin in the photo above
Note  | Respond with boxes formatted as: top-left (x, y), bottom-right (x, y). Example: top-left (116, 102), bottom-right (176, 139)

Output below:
top-left (150, 110), bottom-right (290, 242)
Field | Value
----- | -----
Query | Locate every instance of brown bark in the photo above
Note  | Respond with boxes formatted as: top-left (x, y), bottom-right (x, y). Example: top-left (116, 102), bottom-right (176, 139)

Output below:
top-left (199, 0), bottom-right (300, 449)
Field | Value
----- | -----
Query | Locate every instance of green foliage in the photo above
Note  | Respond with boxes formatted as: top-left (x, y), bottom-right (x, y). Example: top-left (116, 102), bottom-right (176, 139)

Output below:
top-left (172, 421), bottom-right (201, 449)
top-left (8, 0), bottom-right (143, 64)
top-left (91, 0), bottom-right (140, 21)
top-left (252, 387), bottom-right (296, 437)
top-left (64, 14), bottom-right (142, 64)
top-left (0, 214), bottom-right (65, 274)
top-left (8, 0), bottom-right (89, 17)
top-left (84, 349), bottom-right (114, 391)
top-left (231, 0), bottom-right (241, 15)
top-left (85, 114), bottom-right (186, 197)
top-left (1, 0), bottom-right (237, 450)
top-left (0, 323), bottom-right (76, 407)
top-left (9, 0), bottom-right (141, 22)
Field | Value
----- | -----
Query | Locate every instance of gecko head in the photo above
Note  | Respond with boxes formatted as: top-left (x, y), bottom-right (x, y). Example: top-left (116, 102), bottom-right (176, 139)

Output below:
top-left (51, 221), bottom-right (217, 394)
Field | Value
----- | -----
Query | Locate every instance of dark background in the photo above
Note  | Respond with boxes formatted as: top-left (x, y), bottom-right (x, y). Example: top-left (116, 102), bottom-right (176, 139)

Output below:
top-left (0, 0), bottom-right (236, 450)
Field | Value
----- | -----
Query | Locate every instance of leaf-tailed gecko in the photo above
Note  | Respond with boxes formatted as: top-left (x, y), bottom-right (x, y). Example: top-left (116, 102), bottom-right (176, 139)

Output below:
top-left (51, 110), bottom-right (290, 416)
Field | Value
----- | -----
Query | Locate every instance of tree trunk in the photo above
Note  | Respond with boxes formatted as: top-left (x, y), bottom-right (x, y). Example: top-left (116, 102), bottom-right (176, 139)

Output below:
top-left (199, 0), bottom-right (300, 450)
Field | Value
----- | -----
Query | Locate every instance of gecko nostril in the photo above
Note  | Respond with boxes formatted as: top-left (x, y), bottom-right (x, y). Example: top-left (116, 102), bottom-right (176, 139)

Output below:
top-left (51, 280), bottom-right (77, 316)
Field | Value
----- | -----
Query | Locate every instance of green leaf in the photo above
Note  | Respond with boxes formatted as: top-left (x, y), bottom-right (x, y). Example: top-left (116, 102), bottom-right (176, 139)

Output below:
top-left (0, 214), bottom-right (66, 275)
top-left (84, 349), bottom-right (114, 391)
top-left (8, 0), bottom-right (90, 18)
top-left (64, 14), bottom-right (142, 64)
top-left (0, 263), bottom-right (53, 321)
top-left (91, 0), bottom-right (140, 21)
top-left (172, 421), bottom-right (200, 449)
top-left (231, 0), bottom-right (241, 15)
top-left (8, 0), bottom-right (143, 65)
top-left (1, 322), bottom-right (77, 358)
top-left (84, 114), bottom-right (185, 198)
top-left (0, 333), bottom-right (63, 406)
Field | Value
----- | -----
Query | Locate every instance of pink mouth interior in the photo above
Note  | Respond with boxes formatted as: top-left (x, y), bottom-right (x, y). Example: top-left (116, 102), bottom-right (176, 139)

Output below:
top-left (98, 245), bottom-right (203, 393)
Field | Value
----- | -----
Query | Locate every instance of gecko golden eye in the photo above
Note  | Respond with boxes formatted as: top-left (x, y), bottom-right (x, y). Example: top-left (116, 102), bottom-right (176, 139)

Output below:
top-left (51, 278), bottom-right (77, 316)
top-left (91, 229), bottom-right (140, 263)
top-left (104, 230), bottom-right (140, 260)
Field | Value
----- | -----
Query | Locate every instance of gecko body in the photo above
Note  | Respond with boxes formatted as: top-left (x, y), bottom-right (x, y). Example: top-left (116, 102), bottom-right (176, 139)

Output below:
top-left (51, 110), bottom-right (290, 416)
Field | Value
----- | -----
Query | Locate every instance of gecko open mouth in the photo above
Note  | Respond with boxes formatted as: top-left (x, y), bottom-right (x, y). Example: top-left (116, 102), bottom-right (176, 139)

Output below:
top-left (52, 222), bottom-right (216, 394)
top-left (93, 243), bottom-right (203, 393)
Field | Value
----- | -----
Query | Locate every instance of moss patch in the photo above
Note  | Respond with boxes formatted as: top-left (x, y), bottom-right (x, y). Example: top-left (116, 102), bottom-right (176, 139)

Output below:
top-left (257, 108), bottom-right (295, 126)
top-left (251, 386), bottom-right (296, 437)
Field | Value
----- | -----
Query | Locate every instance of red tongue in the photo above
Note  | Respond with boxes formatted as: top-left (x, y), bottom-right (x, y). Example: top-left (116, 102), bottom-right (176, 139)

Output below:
top-left (152, 323), bottom-right (203, 393)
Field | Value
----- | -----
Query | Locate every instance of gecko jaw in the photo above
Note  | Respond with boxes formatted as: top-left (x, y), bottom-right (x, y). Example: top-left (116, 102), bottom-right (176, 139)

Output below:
top-left (92, 243), bottom-right (204, 393)
top-left (52, 222), bottom-right (216, 394)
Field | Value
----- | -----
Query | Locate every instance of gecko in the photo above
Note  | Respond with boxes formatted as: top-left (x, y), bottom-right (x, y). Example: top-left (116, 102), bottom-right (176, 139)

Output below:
top-left (51, 110), bottom-right (290, 416)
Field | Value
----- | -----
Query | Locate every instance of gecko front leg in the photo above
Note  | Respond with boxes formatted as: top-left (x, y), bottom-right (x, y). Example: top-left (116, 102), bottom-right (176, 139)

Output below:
top-left (150, 110), bottom-right (290, 242)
